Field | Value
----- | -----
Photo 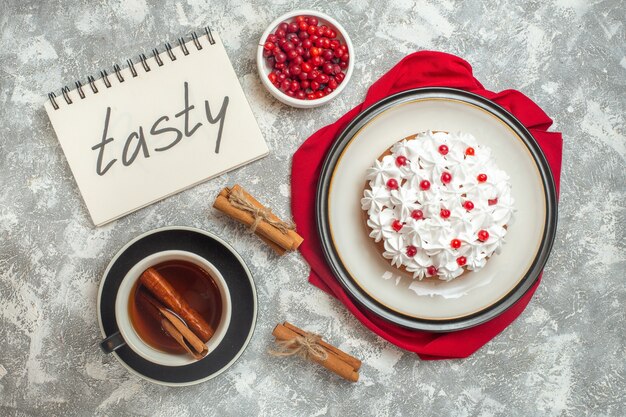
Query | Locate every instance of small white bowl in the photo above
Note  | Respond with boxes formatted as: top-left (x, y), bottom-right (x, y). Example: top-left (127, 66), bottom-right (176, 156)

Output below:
top-left (256, 10), bottom-right (354, 108)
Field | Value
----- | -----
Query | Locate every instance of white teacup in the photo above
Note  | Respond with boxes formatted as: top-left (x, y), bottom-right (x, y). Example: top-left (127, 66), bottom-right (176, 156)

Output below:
top-left (100, 250), bottom-right (232, 367)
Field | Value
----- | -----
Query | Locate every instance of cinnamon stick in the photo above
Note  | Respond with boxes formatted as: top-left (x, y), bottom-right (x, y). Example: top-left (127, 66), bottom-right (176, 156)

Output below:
top-left (283, 322), bottom-right (361, 371)
top-left (272, 323), bottom-right (359, 382)
top-left (213, 185), bottom-right (303, 254)
top-left (259, 235), bottom-right (287, 256)
top-left (139, 290), bottom-right (208, 359)
top-left (140, 267), bottom-right (214, 343)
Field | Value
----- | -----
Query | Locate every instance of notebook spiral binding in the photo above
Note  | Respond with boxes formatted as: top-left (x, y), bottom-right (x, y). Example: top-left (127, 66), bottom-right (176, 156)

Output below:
top-left (48, 27), bottom-right (215, 110)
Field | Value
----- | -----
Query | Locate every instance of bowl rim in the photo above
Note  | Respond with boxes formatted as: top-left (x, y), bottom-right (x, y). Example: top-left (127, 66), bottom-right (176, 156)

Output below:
top-left (256, 9), bottom-right (354, 108)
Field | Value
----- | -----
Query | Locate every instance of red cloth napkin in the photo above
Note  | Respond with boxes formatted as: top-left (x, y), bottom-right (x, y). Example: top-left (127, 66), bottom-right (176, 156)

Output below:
top-left (291, 51), bottom-right (562, 359)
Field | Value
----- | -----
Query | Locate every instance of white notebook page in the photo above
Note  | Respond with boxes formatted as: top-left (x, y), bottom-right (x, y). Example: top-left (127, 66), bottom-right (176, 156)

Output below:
top-left (44, 31), bottom-right (268, 226)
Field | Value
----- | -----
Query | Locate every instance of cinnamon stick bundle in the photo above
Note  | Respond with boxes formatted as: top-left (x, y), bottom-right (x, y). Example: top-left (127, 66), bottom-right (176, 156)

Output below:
top-left (213, 185), bottom-right (303, 255)
top-left (271, 322), bottom-right (361, 382)
top-left (140, 267), bottom-right (214, 343)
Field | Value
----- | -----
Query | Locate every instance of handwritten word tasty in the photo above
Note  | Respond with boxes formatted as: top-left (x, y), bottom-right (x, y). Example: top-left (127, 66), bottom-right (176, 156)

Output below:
top-left (92, 82), bottom-right (229, 176)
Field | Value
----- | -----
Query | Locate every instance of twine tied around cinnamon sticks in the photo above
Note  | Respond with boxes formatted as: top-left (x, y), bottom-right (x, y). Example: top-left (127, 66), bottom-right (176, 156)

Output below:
top-left (213, 185), bottom-right (304, 255)
top-left (271, 322), bottom-right (361, 382)
top-left (227, 187), bottom-right (295, 234)
top-left (270, 332), bottom-right (328, 361)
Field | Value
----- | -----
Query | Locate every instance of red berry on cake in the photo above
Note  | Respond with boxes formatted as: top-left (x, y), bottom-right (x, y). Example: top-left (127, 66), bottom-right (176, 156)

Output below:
top-left (488, 198), bottom-right (498, 206)
top-left (419, 180), bottom-right (430, 190)
top-left (463, 201), bottom-right (474, 210)
top-left (406, 245), bottom-right (417, 257)
top-left (450, 238), bottom-right (461, 249)
top-left (478, 230), bottom-right (489, 241)
top-left (477, 173), bottom-right (488, 182)
top-left (441, 172), bottom-right (452, 184)
top-left (395, 155), bottom-right (407, 166)
top-left (427, 265), bottom-right (437, 276)
top-left (386, 178), bottom-right (399, 190)
top-left (440, 208), bottom-right (451, 219)
top-left (391, 219), bottom-right (403, 232)
top-left (410, 209), bottom-right (424, 220)
top-left (465, 147), bottom-right (475, 156)
top-left (438, 145), bottom-right (449, 155)
top-left (457, 256), bottom-right (467, 266)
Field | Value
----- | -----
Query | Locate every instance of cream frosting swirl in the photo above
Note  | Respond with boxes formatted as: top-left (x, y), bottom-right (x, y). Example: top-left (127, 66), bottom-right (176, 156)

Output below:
top-left (361, 131), bottom-right (515, 282)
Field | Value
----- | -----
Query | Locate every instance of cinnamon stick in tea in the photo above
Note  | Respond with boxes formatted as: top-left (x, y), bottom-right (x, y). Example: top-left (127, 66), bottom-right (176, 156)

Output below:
top-left (140, 267), bottom-right (214, 343)
top-left (213, 185), bottom-right (303, 254)
top-left (138, 290), bottom-right (208, 359)
top-left (272, 323), bottom-right (359, 382)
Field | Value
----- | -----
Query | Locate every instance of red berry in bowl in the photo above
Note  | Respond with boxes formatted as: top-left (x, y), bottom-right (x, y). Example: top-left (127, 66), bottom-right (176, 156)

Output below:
top-left (316, 73), bottom-right (329, 84)
top-left (290, 64), bottom-right (302, 75)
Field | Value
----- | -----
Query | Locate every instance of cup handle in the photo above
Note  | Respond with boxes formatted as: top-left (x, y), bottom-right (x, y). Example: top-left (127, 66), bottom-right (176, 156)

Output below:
top-left (100, 331), bottom-right (126, 354)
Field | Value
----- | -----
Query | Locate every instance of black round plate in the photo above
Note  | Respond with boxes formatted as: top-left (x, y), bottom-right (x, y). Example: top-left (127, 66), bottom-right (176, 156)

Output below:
top-left (316, 87), bottom-right (558, 332)
top-left (97, 226), bottom-right (257, 385)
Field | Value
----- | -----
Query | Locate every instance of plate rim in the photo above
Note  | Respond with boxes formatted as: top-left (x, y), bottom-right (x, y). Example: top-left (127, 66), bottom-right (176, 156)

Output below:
top-left (96, 226), bottom-right (258, 386)
top-left (315, 87), bottom-right (558, 332)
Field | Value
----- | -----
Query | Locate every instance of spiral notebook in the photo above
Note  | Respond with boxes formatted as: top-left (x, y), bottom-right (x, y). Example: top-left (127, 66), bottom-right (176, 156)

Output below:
top-left (45, 28), bottom-right (268, 226)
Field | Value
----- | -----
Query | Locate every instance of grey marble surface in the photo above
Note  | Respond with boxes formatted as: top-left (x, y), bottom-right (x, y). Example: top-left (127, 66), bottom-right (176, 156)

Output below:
top-left (1, 0), bottom-right (625, 416)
